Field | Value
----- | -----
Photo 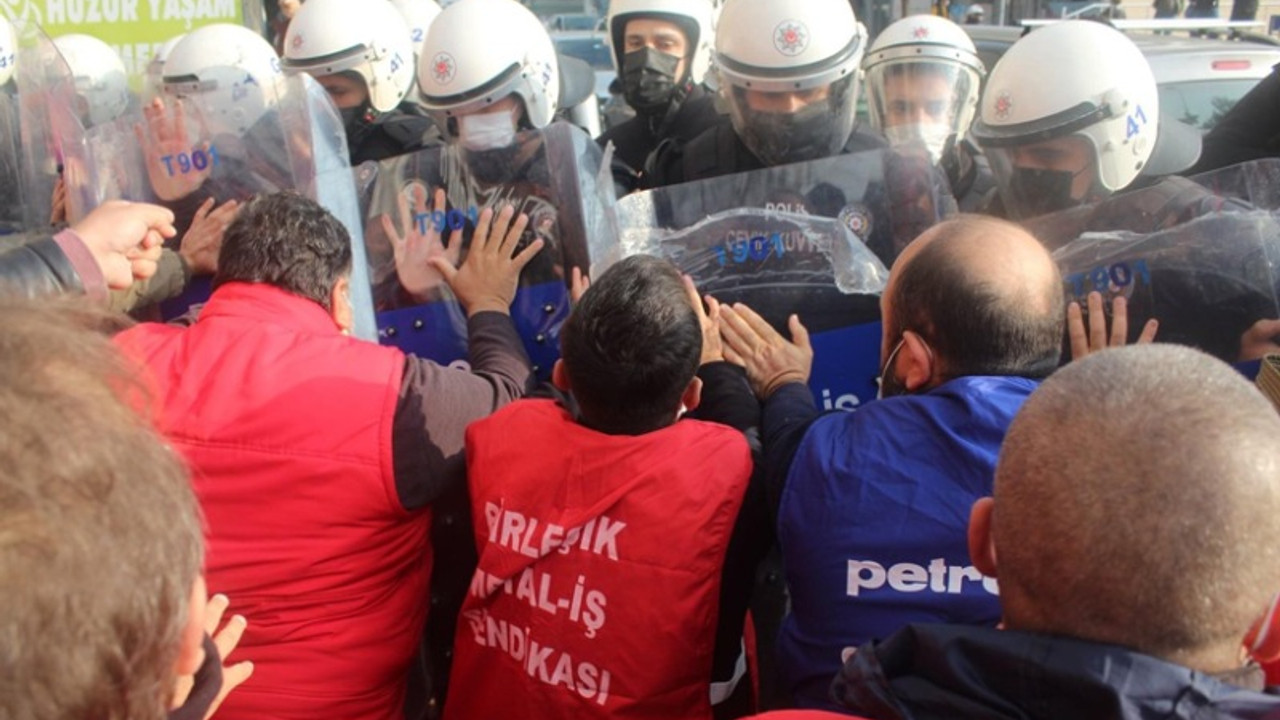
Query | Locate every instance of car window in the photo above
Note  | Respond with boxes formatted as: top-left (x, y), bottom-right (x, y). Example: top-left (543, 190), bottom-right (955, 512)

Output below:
top-left (555, 38), bottom-right (613, 70)
top-left (1158, 78), bottom-right (1263, 131)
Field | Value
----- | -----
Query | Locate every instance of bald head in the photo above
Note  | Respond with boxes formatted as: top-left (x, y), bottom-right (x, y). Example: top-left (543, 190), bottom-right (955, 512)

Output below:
top-left (992, 344), bottom-right (1280, 670)
top-left (885, 214), bottom-right (1063, 378)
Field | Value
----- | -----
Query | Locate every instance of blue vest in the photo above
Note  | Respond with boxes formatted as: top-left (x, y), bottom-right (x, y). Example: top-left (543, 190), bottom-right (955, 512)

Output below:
top-left (776, 375), bottom-right (1039, 709)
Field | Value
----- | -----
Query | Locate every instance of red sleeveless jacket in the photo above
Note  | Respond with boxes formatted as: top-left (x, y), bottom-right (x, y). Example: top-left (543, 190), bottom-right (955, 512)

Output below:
top-left (446, 399), bottom-right (752, 720)
top-left (116, 282), bottom-right (429, 720)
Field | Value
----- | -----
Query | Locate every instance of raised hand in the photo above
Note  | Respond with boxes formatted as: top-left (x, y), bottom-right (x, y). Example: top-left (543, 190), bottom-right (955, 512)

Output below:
top-left (719, 302), bottom-right (813, 399)
top-left (428, 204), bottom-right (543, 317)
top-left (135, 98), bottom-right (215, 202)
top-left (1067, 291), bottom-right (1159, 361)
top-left (71, 200), bottom-right (177, 289)
top-left (382, 184), bottom-right (461, 304)
top-left (171, 592), bottom-right (254, 720)
top-left (682, 274), bottom-right (724, 365)
top-left (180, 198), bottom-right (240, 276)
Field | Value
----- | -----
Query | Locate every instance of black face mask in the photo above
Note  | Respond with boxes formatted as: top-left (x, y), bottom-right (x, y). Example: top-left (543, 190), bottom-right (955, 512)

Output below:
top-left (621, 47), bottom-right (683, 116)
top-left (742, 100), bottom-right (840, 167)
top-left (1006, 166), bottom-right (1079, 219)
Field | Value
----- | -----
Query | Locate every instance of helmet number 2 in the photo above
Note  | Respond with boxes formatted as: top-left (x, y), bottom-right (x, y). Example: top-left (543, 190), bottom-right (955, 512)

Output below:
top-left (1125, 105), bottom-right (1148, 141)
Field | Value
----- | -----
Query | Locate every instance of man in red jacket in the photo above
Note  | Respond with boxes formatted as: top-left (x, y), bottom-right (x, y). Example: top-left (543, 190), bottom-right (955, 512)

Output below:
top-left (116, 191), bottom-right (543, 720)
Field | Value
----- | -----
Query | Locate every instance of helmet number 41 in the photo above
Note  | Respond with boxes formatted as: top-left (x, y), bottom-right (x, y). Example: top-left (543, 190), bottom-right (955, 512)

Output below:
top-left (1125, 105), bottom-right (1148, 141)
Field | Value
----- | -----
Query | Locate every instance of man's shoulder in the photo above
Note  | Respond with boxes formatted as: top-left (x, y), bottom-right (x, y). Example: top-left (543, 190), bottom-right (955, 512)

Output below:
top-left (804, 376), bottom-right (1039, 435)
top-left (114, 318), bottom-right (185, 352)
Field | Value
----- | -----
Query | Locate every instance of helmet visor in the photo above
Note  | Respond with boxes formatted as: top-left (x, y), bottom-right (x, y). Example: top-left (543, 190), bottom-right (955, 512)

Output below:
top-left (986, 132), bottom-right (1108, 219)
top-left (865, 59), bottom-right (980, 163)
top-left (725, 73), bottom-right (858, 167)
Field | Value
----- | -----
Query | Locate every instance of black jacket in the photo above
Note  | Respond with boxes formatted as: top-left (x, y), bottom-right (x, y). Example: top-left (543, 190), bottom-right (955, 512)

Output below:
top-left (1190, 64), bottom-right (1280, 175)
top-left (349, 105), bottom-right (440, 166)
top-left (646, 115), bottom-right (887, 187)
top-left (832, 624), bottom-right (1279, 720)
top-left (598, 85), bottom-right (721, 191)
top-left (0, 235), bottom-right (86, 298)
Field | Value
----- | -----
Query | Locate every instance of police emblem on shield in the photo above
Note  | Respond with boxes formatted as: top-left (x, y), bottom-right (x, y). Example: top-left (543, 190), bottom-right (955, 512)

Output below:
top-left (432, 52), bottom-right (456, 85)
top-left (774, 21), bottom-right (809, 57)
top-left (839, 204), bottom-right (873, 241)
top-left (994, 92), bottom-right (1013, 119)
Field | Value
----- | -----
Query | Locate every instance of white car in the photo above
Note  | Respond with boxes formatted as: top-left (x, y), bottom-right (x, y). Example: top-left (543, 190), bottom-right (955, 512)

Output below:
top-left (964, 25), bottom-right (1280, 131)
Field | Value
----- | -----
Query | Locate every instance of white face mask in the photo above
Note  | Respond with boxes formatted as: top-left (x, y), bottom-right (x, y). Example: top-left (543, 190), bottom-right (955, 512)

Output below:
top-left (458, 108), bottom-right (518, 151)
top-left (883, 122), bottom-right (954, 166)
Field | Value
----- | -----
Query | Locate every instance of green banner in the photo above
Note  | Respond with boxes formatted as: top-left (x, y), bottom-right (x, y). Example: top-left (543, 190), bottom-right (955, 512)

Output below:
top-left (3, 0), bottom-right (246, 75)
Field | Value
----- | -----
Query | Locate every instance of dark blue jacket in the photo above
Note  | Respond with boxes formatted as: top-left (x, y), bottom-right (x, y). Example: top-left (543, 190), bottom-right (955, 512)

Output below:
top-left (832, 624), bottom-right (1280, 719)
top-left (771, 376), bottom-right (1038, 709)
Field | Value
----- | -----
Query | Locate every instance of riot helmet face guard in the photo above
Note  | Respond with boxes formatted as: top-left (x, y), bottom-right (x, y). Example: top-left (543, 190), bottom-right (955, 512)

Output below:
top-left (865, 59), bottom-right (979, 165)
top-left (726, 73), bottom-right (858, 168)
top-left (986, 133), bottom-right (1104, 219)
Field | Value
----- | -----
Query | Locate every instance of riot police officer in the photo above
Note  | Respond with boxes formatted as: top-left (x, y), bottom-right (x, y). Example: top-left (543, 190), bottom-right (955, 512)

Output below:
top-left (970, 19), bottom-right (1200, 222)
top-left (863, 15), bottom-right (992, 211)
top-left (597, 0), bottom-right (720, 190)
top-left (648, 0), bottom-right (885, 186)
top-left (283, 0), bottom-right (437, 164)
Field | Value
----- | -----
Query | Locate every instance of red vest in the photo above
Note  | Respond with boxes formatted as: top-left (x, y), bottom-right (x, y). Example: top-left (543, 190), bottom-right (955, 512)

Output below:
top-left (446, 400), bottom-right (752, 720)
top-left (116, 282), bottom-right (428, 720)
top-left (742, 707), bottom-right (870, 712)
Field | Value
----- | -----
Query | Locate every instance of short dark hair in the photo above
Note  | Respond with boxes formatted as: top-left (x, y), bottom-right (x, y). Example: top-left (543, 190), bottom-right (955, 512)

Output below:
top-left (560, 255), bottom-right (701, 435)
top-left (0, 298), bottom-right (203, 720)
top-left (995, 344), bottom-right (1280, 662)
top-left (215, 191), bottom-right (353, 310)
top-left (889, 217), bottom-right (1064, 379)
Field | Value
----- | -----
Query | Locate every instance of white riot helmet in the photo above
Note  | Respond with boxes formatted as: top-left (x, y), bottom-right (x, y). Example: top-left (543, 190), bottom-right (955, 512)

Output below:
top-left (863, 15), bottom-right (984, 166)
top-left (389, 0), bottom-right (442, 59)
top-left (283, 0), bottom-right (416, 114)
top-left (971, 21), bottom-right (1159, 219)
top-left (418, 0), bottom-right (560, 137)
top-left (714, 0), bottom-right (867, 167)
top-left (161, 24), bottom-right (284, 136)
top-left (0, 18), bottom-right (16, 87)
top-left (143, 33), bottom-right (186, 101)
top-left (52, 34), bottom-right (130, 126)
top-left (607, 0), bottom-right (714, 115)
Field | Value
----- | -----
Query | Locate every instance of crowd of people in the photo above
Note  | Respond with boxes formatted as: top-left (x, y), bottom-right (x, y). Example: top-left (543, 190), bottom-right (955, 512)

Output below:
top-left (4, 0), bottom-right (1280, 719)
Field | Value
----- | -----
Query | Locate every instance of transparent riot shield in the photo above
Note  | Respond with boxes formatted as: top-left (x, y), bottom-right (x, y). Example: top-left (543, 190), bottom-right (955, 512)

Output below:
top-left (127, 72), bottom-right (372, 334)
top-left (1053, 210), bottom-right (1280, 363)
top-left (10, 18), bottom-right (77, 234)
top-left (0, 93), bottom-right (25, 237)
top-left (617, 147), bottom-right (954, 409)
top-left (358, 121), bottom-right (617, 379)
top-left (1187, 159), bottom-right (1280, 212)
top-left (1023, 167), bottom-right (1263, 253)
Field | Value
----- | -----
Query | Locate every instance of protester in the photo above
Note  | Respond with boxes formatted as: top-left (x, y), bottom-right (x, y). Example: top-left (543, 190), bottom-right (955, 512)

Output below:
top-left (114, 191), bottom-right (542, 720)
top-left (718, 215), bottom-right (1063, 709)
top-left (446, 255), bottom-right (763, 720)
top-left (832, 344), bottom-right (1280, 718)
top-left (0, 200), bottom-right (173, 300)
top-left (0, 298), bottom-right (250, 720)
